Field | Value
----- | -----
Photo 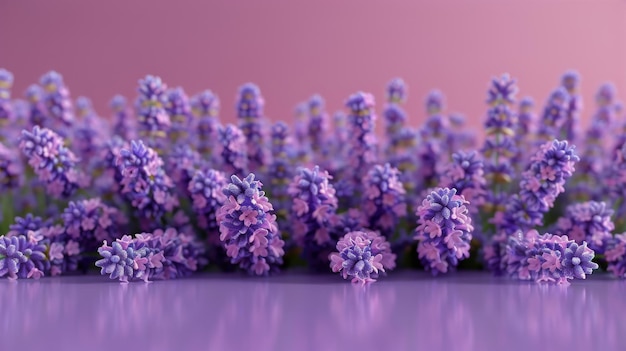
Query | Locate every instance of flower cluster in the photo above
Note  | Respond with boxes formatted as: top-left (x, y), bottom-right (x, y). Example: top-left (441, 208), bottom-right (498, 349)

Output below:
top-left (504, 230), bottom-right (598, 285)
top-left (165, 87), bottom-right (192, 144)
top-left (288, 166), bottom-right (338, 268)
top-left (96, 228), bottom-right (206, 282)
top-left (116, 140), bottom-right (178, 223)
top-left (19, 126), bottom-right (87, 198)
top-left (0, 232), bottom-right (49, 280)
top-left (136, 75), bottom-right (170, 149)
top-left (362, 163), bottom-right (406, 234)
top-left (606, 233), bottom-right (626, 278)
top-left (188, 168), bottom-right (227, 235)
top-left (61, 197), bottom-right (126, 252)
top-left (0, 142), bottom-right (22, 190)
top-left (480, 74), bottom-right (518, 225)
top-left (329, 230), bottom-right (396, 284)
top-left (556, 201), bottom-right (614, 254)
top-left (237, 83), bottom-right (269, 172)
top-left (440, 151), bottom-right (486, 213)
top-left (503, 140), bottom-right (579, 232)
top-left (25, 85), bottom-right (48, 128)
top-left (40, 71), bottom-right (74, 129)
top-left (386, 77), bottom-right (406, 104)
top-left (110, 95), bottom-right (135, 140)
top-left (217, 124), bottom-right (247, 176)
top-left (191, 90), bottom-right (221, 159)
top-left (307, 94), bottom-right (329, 163)
top-left (217, 174), bottom-right (285, 275)
top-left (268, 122), bottom-right (293, 215)
top-left (0, 68), bottom-right (14, 125)
top-left (561, 71), bottom-right (582, 143)
top-left (537, 88), bottom-right (569, 143)
top-left (415, 188), bottom-right (474, 275)
top-left (344, 92), bottom-right (378, 201)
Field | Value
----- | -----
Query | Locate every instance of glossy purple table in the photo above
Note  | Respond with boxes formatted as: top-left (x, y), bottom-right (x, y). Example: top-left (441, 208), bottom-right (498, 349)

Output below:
top-left (2, 272), bottom-right (623, 351)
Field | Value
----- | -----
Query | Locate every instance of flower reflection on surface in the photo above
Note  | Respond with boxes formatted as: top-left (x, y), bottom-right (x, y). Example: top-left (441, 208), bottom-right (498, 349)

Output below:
top-left (0, 273), bottom-right (625, 351)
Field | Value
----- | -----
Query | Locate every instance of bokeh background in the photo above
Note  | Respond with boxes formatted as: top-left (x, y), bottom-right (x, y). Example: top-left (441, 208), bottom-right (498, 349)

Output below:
top-left (2, 0), bottom-right (625, 132)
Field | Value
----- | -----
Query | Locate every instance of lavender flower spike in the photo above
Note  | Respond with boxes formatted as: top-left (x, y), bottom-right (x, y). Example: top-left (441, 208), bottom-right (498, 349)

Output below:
top-left (62, 197), bottom-right (127, 252)
top-left (415, 188), bottom-right (474, 275)
top-left (19, 126), bottom-right (87, 198)
top-left (40, 70), bottom-right (74, 128)
top-left (503, 139), bottom-right (579, 233)
top-left (191, 90), bottom-right (220, 158)
top-left (136, 75), bottom-right (170, 150)
top-left (363, 163), bottom-right (407, 234)
top-left (237, 83), bottom-right (269, 172)
top-left (110, 95), bottom-right (135, 140)
top-left (606, 233), bottom-right (626, 278)
top-left (25, 85), bottom-right (48, 128)
top-left (165, 87), bottom-right (193, 144)
top-left (0, 232), bottom-right (50, 280)
top-left (561, 71), bottom-right (582, 142)
top-left (486, 73), bottom-right (518, 106)
top-left (0, 68), bottom-right (14, 124)
top-left (116, 140), bottom-right (178, 222)
top-left (329, 230), bottom-right (396, 285)
top-left (288, 166), bottom-right (339, 268)
top-left (556, 201), bottom-right (614, 254)
top-left (188, 169), bottom-right (227, 234)
top-left (386, 78), bottom-right (407, 104)
top-left (0, 142), bottom-right (22, 190)
top-left (217, 173), bottom-right (285, 275)
top-left (307, 94), bottom-right (329, 162)
top-left (440, 151), bottom-right (486, 213)
top-left (217, 124), bottom-right (247, 176)
top-left (504, 230), bottom-right (598, 285)
top-left (344, 92), bottom-right (378, 201)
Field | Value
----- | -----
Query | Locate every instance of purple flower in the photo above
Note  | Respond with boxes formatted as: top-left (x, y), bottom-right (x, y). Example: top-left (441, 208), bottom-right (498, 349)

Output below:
top-left (165, 143), bottom-right (202, 193)
top-left (486, 73), bottom-right (518, 106)
top-left (0, 233), bottom-right (50, 280)
top-left (96, 228), bottom-right (205, 282)
top-left (383, 104), bottom-right (408, 154)
top-left (110, 95), bottom-right (136, 140)
top-left (217, 173), bottom-right (285, 275)
top-left (191, 90), bottom-right (220, 158)
top-left (136, 75), bottom-right (170, 150)
top-left (425, 89), bottom-right (445, 116)
top-left (237, 83), bottom-right (269, 172)
top-left (8, 214), bottom-right (48, 237)
top-left (268, 122), bottom-right (294, 215)
top-left (481, 75), bottom-right (518, 219)
top-left (116, 140), bottom-right (178, 223)
top-left (73, 96), bottom-right (106, 161)
top-left (165, 87), bottom-right (192, 144)
top-left (503, 139), bottom-right (579, 233)
top-left (19, 126), bottom-right (87, 198)
top-left (307, 94), bottom-right (329, 160)
top-left (606, 233), bottom-right (626, 278)
top-left (189, 169), bottom-right (227, 234)
top-left (414, 188), bottom-right (474, 275)
top-left (440, 151), bottom-right (486, 213)
top-left (0, 68), bottom-right (14, 124)
top-left (513, 97), bottom-right (537, 168)
top-left (0, 142), bottom-right (22, 190)
top-left (556, 201), bottom-right (614, 254)
top-left (95, 239), bottom-right (142, 282)
top-left (595, 82), bottom-right (616, 107)
top-left (217, 124), bottom-right (247, 176)
top-left (362, 163), bottom-right (407, 234)
top-left (537, 88), bottom-right (569, 143)
top-left (329, 230), bottom-right (396, 285)
top-left (386, 78), bottom-right (407, 104)
top-left (40, 71), bottom-right (74, 129)
top-left (62, 197), bottom-right (127, 252)
top-left (344, 92), bottom-right (378, 201)
top-left (561, 71), bottom-right (582, 142)
top-left (288, 166), bottom-right (339, 268)
top-left (503, 229), bottom-right (597, 284)
top-left (25, 85), bottom-right (48, 128)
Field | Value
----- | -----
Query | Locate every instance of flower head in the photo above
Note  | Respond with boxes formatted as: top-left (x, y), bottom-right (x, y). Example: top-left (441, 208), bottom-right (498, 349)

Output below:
top-left (329, 230), bottom-right (396, 285)
top-left (386, 78), bottom-right (407, 104)
top-left (362, 163), bottom-right (406, 233)
top-left (415, 188), bottom-right (474, 275)
top-left (557, 201), bottom-right (614, 254)
top-left (486, 73), bottom-right (517, 106)
top-left (217, 124), bottom-right (247, 176)
top-left (217, 173), bottom-right (284, 275)
top-left (0, 234), bottom-right (49, 280)
top-left (19, 126), bottom-right (87, 198)
top-left (136, 75), bottom-right (170, 149)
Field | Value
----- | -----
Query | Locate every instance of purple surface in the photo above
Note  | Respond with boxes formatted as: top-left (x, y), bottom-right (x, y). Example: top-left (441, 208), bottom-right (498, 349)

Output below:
top-left (1, 272), bottom-right (624, 351)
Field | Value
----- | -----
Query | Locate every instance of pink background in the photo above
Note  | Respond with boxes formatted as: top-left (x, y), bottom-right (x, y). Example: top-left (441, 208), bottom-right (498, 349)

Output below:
top-left (2, 0), bottom-right (625, 131)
